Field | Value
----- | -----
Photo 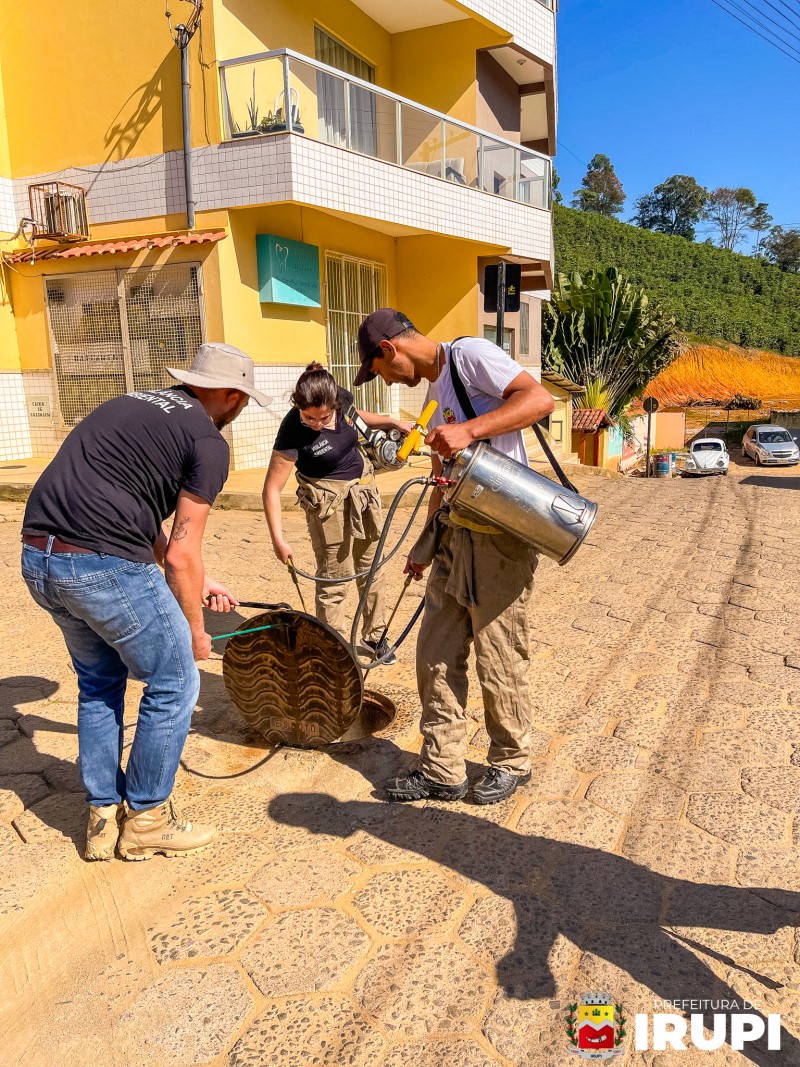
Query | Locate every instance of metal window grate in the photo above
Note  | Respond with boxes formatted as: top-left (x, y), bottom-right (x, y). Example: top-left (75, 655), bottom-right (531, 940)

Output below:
top-left (325, 252), bottom-right (388, 412)
top-left (45, 264), bottom-right (204, 427)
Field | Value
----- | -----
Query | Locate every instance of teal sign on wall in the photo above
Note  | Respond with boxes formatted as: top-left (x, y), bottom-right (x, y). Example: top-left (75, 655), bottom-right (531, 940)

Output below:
top-left (256, 234), bottom-right (321, 307)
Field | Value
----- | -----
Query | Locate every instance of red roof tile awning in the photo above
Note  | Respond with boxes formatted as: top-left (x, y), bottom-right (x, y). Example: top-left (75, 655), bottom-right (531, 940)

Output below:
top-left (3, 229), bottom-right (226, 264)
top-left (572, 407), bottom-right (613, 433)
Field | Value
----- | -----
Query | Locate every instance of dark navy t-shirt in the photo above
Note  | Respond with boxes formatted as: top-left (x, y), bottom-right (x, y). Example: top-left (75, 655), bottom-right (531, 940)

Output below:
top-left (23, 386), bottom-right (229, 563)
top-left (273, 387), bottom-right (364, 481)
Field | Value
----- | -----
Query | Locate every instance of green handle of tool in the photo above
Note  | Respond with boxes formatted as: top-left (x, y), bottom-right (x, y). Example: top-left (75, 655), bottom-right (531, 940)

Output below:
top-left (211, 623), bottom-right (279, 642)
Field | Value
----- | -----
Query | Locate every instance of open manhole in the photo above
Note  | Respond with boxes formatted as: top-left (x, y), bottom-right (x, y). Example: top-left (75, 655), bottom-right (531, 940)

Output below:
top-left (222, 608), bottom-right (396, 748)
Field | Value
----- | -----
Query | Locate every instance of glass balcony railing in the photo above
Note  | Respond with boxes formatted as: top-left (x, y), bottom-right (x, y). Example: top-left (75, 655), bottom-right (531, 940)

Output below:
top-left (219, 49), bottom-right (551, 210)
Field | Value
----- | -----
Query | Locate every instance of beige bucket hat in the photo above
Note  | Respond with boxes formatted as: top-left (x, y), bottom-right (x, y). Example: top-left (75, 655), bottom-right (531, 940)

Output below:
top-left (168, 343), bottom-right (272, 407)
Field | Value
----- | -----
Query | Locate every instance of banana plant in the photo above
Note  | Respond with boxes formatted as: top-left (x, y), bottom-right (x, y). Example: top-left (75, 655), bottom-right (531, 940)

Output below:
top-left (543, 267), bottom-right (685, 419)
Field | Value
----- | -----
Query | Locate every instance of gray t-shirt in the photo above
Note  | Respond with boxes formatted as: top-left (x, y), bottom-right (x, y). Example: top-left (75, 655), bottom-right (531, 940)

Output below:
top-left (424, 337), bottom-right (533, 465)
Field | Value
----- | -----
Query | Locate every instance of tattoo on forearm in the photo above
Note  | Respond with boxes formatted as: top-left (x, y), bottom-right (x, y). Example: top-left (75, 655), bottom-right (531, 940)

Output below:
top-left (173, 517), bottom-right (190, 541)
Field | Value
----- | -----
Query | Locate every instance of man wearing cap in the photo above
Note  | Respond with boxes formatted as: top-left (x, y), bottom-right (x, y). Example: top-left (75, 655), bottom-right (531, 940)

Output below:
top-left (353, 309), bottom-right (554, 805)
top-left (21, 343), bottom-right (271, 861)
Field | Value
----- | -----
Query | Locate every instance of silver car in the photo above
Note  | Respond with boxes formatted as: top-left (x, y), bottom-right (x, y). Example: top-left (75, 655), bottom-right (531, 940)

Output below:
top-left (742, 425), bottom-right (800, 466)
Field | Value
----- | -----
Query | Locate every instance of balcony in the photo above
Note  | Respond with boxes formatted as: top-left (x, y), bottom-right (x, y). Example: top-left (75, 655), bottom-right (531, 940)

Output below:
top-left (218, 49), bottom-right (551, 212)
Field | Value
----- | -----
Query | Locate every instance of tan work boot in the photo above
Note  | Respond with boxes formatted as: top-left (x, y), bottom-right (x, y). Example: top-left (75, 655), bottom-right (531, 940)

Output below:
top-left (85, 803), bottom-right (124, 861)
top-left (118, 797), bottom-right (215, 861)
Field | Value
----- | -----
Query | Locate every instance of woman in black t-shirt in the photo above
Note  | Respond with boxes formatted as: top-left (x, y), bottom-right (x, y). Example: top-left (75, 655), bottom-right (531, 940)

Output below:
top-left (263, 362), bottom-right (411, 660)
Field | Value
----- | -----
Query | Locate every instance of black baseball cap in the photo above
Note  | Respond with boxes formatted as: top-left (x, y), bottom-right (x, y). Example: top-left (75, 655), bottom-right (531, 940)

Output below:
top-left (353, 308), bottom-right (416, 387)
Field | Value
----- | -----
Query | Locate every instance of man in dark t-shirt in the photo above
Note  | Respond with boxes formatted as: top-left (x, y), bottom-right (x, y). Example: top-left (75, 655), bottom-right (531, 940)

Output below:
top-left (21, 343), bottom-right (271, 862)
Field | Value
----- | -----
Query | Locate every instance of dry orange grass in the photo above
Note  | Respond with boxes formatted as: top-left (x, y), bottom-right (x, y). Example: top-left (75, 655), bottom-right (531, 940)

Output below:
top-left (646, 344), bottom-right (800, 407)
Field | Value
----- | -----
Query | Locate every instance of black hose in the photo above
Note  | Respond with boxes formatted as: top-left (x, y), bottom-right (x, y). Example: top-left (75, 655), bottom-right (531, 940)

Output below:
top-left (350, 477), bottom-right (431, 671)
top-left (289, 479), bottom-right (431, 584)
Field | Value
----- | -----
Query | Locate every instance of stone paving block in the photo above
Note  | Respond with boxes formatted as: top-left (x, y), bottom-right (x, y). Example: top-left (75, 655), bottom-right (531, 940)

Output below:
top-left (381, 1040), bottom-right (501, 1067)
top-left (666, 884), bottom-right (795, 966)
top-left (344, 803), bottom-right (452, 866)
top-left (623, 821), bottom-right (733, 881)
top-left (229, 995), bottom-right (385, 1067)
top-left (687, 792), bottom-right (790, 847)
top-left (241, 907), bottom-right (370, 996)
top-left (0, 719), bottom-right (19, 747)
top-left (556, 734), bottom-right (639, 772)
top-left (648, 750), bottom-right (742, 792)
top-left (353, 940), bottom-right (489, 1036)
top-left (737, 848), bottom-right (800, 893)
top-left (544, 854), bottom-right (663, 924)
top-left (707, 678), bottom-right (784, 708)
top-left (586, 771), bottom-right (685, 820)
top-left (148, 887), bottom-right (267, 963)
top-left (699, 730), bottom-right (789, 766)
top-left (741, 766), bottom-right (800, 814)
top-left (352, 867), bottom-right (465, 937)
top-left (0, 737), bottom-right (56, 776)
top-left (482, 992), bottom-right (572, 1067)
top-left (519, 761), bottom-right (583, 800)
top-left (614, 716), bottom-right (685, 751)
top-left (745, 708), bottom-right (800, 741)
top-left (170, 832), bottom-right (273, 894)
top-left (42, 760), bottom-right (83, 793)
top-left (259, 790), bottom-right (360, 852)
top-left (116, 963), bottom-right (251, 1066)
top-left (459, 894), bottom-right (580, 998)
top-left (531, 703), bottom-right (610, 736)
top-left (586, 687), bottom-right (663, 720)
top-left (12, 791), bottom-right (85, 848)
top-left (0, 773), bottom-right (49, 820)
top-left (516, 799), bottom-right (623, 851)
top-left (666, 699), bottom-right (746, 730)
top-left (175, 785), bottom-right (274, 836)
top-left (248, 848), bottom-right (360, 907)
top-left (634, 674), bottom-right (708, 702)
top-left (436, 811), bottom-right (548, 892)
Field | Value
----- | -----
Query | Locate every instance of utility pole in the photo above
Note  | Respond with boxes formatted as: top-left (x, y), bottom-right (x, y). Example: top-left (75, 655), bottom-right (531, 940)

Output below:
top-left (167, 3), bottom-right (204, 231)
top-left (495, 261), bottom-right (506, 350)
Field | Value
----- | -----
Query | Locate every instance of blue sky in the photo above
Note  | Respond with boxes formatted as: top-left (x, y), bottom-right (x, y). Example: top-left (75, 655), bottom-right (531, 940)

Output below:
top-left (555, 0), bottom-right (800, 250)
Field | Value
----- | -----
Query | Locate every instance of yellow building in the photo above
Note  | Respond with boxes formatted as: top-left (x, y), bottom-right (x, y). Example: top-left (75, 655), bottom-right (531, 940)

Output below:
top-left (0, 0), bottom-right (556, 469)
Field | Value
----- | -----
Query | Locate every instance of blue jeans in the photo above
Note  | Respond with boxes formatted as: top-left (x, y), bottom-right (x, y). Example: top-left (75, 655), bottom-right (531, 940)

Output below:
top-left (21, 542), bottom-right (200, 809)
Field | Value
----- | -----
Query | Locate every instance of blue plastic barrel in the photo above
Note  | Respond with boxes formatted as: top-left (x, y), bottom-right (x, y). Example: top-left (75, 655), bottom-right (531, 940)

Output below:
top-left (655, 453), bottom-right (671, 478)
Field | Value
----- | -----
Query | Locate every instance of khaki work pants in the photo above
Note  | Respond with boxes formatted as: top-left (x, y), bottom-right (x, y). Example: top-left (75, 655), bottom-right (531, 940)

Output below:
top-left (415, 521), bottom-right (537, 785)
top-left (299, 474), bottom-right (386, 644)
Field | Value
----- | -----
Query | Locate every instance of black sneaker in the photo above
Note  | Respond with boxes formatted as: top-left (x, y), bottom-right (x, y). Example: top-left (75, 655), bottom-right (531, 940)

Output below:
top-left (472, 767), bottom-right (532, 805)
top-left (361, 636), bottom-right (397, 665)
top-left (385, 769), bottom-right (469, 802)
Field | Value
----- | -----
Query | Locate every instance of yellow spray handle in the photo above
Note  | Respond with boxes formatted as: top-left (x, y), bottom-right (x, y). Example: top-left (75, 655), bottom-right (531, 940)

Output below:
top-left (397, 400), bottom-right (439, 461)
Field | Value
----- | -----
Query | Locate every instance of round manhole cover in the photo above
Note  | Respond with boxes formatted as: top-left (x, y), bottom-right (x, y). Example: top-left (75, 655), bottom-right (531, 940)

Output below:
top-left (222, 609), bottom-right (364, 747)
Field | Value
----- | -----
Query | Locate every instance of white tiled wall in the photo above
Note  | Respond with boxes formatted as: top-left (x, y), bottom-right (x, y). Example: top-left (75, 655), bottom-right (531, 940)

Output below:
top-left (0, 177), bottom-right (15, 234)
top-left (11, 135), bottom-right (552, 264)
top-left (463, 0), bottom-right (555, 65)
top-left (0, 373), bottom-right (33, 461)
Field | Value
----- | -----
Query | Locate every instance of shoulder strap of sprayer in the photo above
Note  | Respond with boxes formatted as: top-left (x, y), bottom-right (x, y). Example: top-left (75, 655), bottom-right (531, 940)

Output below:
top-left (448, 338), bottom-right (579, 495)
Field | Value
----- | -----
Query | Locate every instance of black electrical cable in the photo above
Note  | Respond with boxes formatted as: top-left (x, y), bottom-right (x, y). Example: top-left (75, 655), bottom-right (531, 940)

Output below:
top-left (725, 0), bottom-right (800, 46)
top-left (709, 0), bottom-right (800, 61)
top-left (349, 477), bottom-right (432, 671)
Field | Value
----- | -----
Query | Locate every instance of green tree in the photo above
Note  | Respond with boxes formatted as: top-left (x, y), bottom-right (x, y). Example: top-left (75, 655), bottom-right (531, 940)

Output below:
top-left (542, 267), bottom-right (684, 419)
top-left (763, 226), bottom-right (800, 272)
top-left (572, 153), bottom-right (625, 217)
top-left (552, 167), bottom-right (563, 205)
top-left (749, 202), bottom-right (773, 256)
top-left (703, 187), bottom-right (757, 251)
top-left (632, 174), bottom-right (708, 240)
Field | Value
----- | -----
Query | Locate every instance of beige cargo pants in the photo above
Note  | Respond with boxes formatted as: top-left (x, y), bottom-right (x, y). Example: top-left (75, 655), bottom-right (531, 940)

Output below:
top-left (414, 516), bottom-right (537, 785)
top-left (296, 467), bottom-right (386, 644)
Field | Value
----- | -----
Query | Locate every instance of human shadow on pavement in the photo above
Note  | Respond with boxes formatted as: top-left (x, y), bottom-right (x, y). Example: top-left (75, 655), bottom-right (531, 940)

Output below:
top-left (270, 792), bottom-right (800, 1067)
top-left (0, 675), bottom-right (89, 846)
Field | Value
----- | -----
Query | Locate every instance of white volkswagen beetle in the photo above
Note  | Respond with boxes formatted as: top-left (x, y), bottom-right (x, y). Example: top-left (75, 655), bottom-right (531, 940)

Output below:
top-left (683, 437), bottom-right (729, 476)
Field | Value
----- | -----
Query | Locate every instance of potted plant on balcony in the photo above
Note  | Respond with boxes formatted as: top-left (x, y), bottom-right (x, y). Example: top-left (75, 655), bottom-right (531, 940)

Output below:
top-left (231, 71), bottom-right (261, 137)
top-left (259, 110), bottom-right (276, 134)
top-left (272, 87), bottom-right (304, 133)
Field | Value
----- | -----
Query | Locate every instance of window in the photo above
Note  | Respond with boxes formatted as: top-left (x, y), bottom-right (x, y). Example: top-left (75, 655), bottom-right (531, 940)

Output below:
top-left (44, 263), bottom-right (204, 427)
top-left (483, 325), bottom-right (514, 357)
top-left (325, 252), bottom-right (388, 412)
top-left (314, 27), bottom-right (377, 155)
top-left (519, 302), bottom-right (530, 356)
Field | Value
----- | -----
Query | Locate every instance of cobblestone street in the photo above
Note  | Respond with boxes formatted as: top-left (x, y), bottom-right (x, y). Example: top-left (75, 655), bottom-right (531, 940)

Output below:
top-left (2, 463), bottom-right (800, 1066)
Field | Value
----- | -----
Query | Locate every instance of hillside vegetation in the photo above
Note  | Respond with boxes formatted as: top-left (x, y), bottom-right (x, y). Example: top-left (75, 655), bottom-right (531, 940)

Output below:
top-left (646, 344), bottom-right (800, 407)
top-left (554, 205), bottom-right (800, 355)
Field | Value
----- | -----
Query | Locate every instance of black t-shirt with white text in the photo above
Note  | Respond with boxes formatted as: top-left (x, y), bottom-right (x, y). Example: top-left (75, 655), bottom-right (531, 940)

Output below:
top-left (23, 386), bottom-right (229, 563)
top-left (273, 387), bottom-right (364, 481)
